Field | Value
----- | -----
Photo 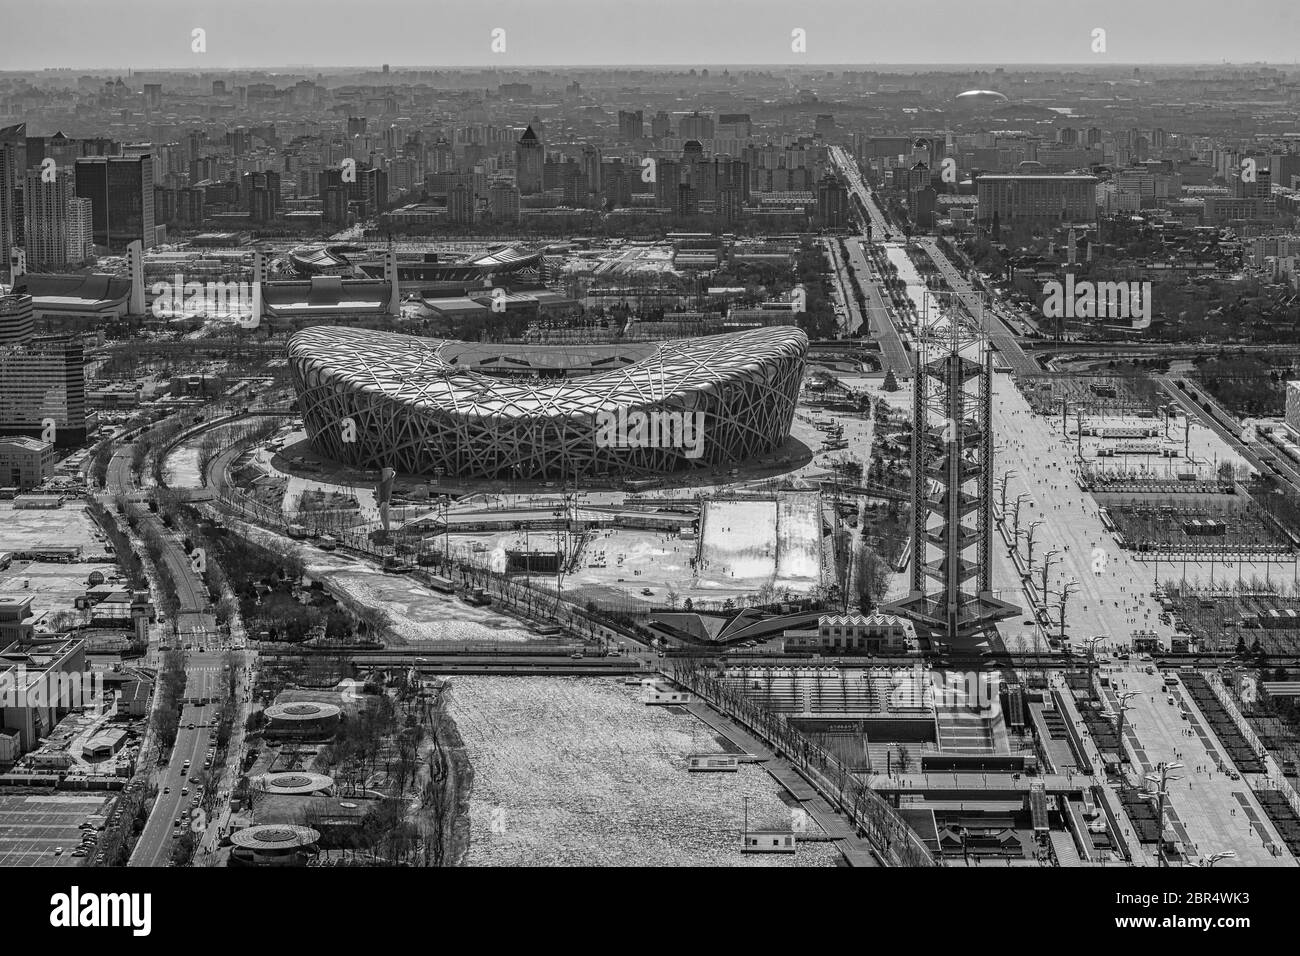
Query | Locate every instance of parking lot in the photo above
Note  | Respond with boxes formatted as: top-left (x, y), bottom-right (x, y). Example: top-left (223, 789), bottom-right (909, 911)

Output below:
top-left (0, 793), bottom-right (113, 866)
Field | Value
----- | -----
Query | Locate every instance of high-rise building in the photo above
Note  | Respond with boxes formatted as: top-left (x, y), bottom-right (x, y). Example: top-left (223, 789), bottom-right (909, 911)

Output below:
top-left (0, 334), bottom-right (91, 447)
top-left (0, 292), bottom-right (34, 346)
top-left (488, 182), bottom-right (520, 223)
top-left (67, 198), bottom-right (93, 263)
top-left (515, 126), bottom-right (544, 194)
top-left (975, 174), bottom-right (1098, 226)
top-left (320, 168), bottom-right (350, 226)
top-left (679, 111), bottom-right (714, 142)
top-left (23, 167), bottom-right (91, 269)
top-left (447, 181), bottom-right (475, 224)
top-left (359, 166), bottom-right (389, 215)
top-left (243, 170), bottom-right (281, 222)
top-left (654, 159), bottom-right (681, 209)
top-left (816, 174), bottom-right (849, 227)
top-left (73, 155), bottom-right (155, 251)
top-left (617, 110), bottom-right (644, 143)
top-left (581, 146), bottom-right (602, 195)
top-left (0, 141), bottom-right (15, 283)
top-left (651, 111), bottom-right (672, 140)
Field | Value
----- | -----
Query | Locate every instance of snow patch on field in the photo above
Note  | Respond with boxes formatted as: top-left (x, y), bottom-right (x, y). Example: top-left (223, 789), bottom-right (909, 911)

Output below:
top-left (451, 676), bottom-right (840, 866)
top-left (698, 496), bottom-right (821, 593)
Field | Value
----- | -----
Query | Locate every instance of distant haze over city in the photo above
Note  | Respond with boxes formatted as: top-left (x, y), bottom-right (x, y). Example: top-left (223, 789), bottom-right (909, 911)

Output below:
top-left (5, 0), bottom-right (1300, 70)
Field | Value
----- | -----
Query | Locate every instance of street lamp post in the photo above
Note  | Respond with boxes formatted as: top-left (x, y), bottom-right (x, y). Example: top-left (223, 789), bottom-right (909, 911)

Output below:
top-left (1013, 493), bottom-right (1031, 542)
top-left (1146, 762), bottom-right (1185, 867)
top-left (1040, 549), bottom-right (1060, 604)
top-left (1054, 581), bottom-right (1080, 646)
top-left (1025, 520), bottom-right (1044, 571)
top-left (996, 470), bottom-right (1018, 517)
top-left (1101, 691), bottom-right (1138, 769)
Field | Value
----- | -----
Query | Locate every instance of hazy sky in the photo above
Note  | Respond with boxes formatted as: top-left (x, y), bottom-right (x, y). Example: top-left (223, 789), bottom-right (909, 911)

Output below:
top-left (6, 0), bottom-right (1300, 71)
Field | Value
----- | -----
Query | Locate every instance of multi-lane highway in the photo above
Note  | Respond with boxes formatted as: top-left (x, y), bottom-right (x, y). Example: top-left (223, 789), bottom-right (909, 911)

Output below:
top-left (841, 237), bottom-right (913, 377)
top-left (913, 236), bottom-right (1037, 376)
top-left (828, 146), bottom-right (914, 377)
top-left (104, 437), bottom-right (240, 866)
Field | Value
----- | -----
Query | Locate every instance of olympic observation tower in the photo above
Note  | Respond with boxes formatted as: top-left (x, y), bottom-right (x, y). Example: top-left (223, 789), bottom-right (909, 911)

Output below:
top-left (885, 286), bottom-right (1018, 642)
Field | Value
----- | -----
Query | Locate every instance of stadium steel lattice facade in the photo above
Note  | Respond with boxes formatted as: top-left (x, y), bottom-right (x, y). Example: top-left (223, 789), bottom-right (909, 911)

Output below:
top-left (288, 326), bottom-right (808, 480)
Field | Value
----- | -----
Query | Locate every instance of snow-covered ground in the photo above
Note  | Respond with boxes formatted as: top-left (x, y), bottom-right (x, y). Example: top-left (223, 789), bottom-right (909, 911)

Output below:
top-left (451, 676), bottom-right (840, 867)
top-left (697, 496), bottom-right (821, 593)
top-left (233, 521), bottom-right (538, 645)
top-left (775, 492), bottom-right (822, 588)
top-left (699, 499), bottom-right (780, 589)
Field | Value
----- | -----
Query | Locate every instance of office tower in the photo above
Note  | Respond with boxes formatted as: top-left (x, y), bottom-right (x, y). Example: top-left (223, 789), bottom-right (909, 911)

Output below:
top-left (0, 292), bottom-right (34, 345)
top-left (581, 146), bottom-right (602, 195)
top-left (617, 110), bottom-right (644, 143)
top-left (359, 166), bottom-right (388, 214)
top-left (602, 159), bottom-right (631, 208)
top-left (562, 165), bottom-right (589, 207)
top-left (651, 111), bottom-right (672, 140)
top-left (654, 159), bottom-right (681, 209)
top-left (448, 181), bottom-right (475, 224)
top-left (321, 168), bottom-right (350, 226)
top-left (243, 170), bottom-right (281, 222)
top-left (430, 137), bottom-right (455, 173)
top-left (515, 126), bottom-right (544, 194)
top-left (675, 182), bottom-right (697, 217)
top-left (816, 174), bottom-right (849, 227)
top-left (0, 142), bottom-right (14, 282)
top-left (226, 127), bottom-right (251, 156)
top-left (74, 154), bottom-right (155, 251)
top-left (716, 113), bottom-right (752, 138)
top-left (718, 183), bottom-right (743, 223)
top-left (0, 334), bottom-right (90, 447)
top-left (489, 182), bottom-right (520, 223)
top-left (143, 83), bottom-right (162, 108)
top-left (1058, 127), bottom-right (1078, 146)
top-left (975, 173), bottom-right (1098, 225)
top-left (679, 111), bottom-right (714, 141)
top-left (176, 186), bottom-right (205, 223)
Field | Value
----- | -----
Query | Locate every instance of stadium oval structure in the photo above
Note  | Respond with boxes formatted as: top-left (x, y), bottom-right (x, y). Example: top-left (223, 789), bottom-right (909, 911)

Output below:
top-left (954, 89), bottom-right (1009, 106)
top-left (288, 326), bottom-right (809, 480)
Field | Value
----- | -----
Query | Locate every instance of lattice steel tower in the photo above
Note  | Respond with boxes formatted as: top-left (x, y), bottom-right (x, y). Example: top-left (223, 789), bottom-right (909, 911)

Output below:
top-left (886, 288), bottom-right (1017, 641)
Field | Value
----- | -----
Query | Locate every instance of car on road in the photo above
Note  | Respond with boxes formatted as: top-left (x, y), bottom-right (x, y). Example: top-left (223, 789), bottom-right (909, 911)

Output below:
top-left (182, 787), bottom-right (189, 796)
top-left (54, 847), bottom-right (63, 856)
top-left (71, 849), bottom-right (86, 858)
top-left (163, 786), bottom-right (170, 794)
top-left (172, 828), bottom-right (181, 838)
top-left (187, 723), bottom-right (195, 730)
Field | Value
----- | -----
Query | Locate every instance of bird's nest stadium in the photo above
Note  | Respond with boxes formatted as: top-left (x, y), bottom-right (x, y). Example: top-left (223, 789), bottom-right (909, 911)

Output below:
top-left (288, 326), bottom-right (809, 480)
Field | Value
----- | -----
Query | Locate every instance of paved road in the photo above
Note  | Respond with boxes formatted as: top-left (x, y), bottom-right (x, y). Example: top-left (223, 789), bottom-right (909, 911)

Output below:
top-left (841, 237), bottom-right (912, 377)
top-left (1160, 374), bottom-right (1300, 496)
top-left (913, 237), bottom-right (1037, 376)
top-left (105, 440), bottom-right (234, 866)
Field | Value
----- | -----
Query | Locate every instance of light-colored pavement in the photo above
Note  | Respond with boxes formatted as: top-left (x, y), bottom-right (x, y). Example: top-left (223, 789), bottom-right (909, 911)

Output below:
top-left (1104, 664), bottom-right (1295, 866)
top-left (988, 374), bottom-right (1179, 653)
